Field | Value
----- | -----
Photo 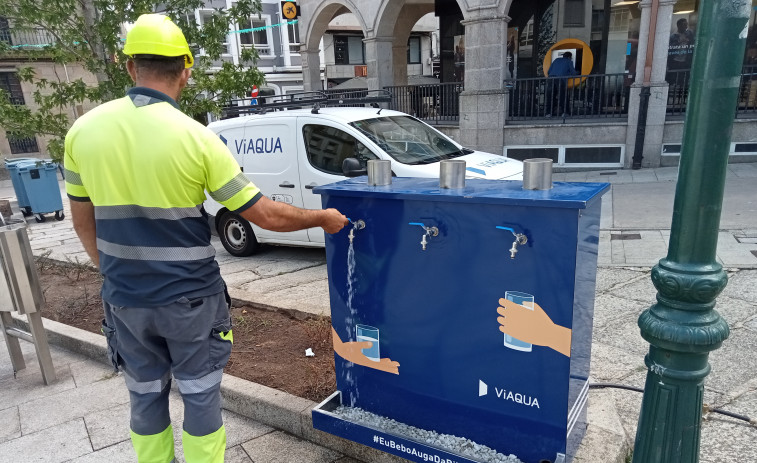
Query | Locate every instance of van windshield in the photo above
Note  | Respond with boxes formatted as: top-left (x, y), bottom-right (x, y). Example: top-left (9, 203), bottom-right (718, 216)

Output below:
top-left (350, 116), bottom-right (470, 165)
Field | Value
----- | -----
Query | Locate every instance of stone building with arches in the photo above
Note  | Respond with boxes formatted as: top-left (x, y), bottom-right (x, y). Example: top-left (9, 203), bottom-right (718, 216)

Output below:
top-left (297, 0), bottom-right (757, 169)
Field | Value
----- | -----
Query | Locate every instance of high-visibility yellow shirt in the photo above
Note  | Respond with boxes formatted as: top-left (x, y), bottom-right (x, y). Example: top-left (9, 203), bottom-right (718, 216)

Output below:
top-left (64, 87), bottom-right (261, 307)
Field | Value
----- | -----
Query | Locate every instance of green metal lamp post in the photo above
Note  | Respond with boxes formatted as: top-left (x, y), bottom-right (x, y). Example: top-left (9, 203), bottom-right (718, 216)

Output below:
top-left (632, 0), bottom-right (752, 462)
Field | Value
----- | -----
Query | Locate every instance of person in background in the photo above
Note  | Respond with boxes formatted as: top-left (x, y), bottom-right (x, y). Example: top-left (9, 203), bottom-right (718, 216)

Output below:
top-left (547, 51), bottom-right (578, 117)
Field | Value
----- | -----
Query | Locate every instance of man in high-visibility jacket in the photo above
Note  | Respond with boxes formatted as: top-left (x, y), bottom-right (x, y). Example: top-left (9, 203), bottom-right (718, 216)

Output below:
top-left (65, 14), bottom-right (347, 463)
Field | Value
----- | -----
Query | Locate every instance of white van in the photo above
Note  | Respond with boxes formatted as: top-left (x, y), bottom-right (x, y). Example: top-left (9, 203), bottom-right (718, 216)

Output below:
top-left (205, 107), bottom-right (523, 256)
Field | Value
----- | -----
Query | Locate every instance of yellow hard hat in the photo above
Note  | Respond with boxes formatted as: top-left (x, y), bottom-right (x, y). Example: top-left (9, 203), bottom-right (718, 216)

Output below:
top-left (124, 14), bottom-right (194, 68)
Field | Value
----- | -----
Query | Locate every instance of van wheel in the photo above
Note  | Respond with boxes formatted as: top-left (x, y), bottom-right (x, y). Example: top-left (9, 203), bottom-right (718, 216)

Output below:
top-left (218, 212), bottom-right (259, 257)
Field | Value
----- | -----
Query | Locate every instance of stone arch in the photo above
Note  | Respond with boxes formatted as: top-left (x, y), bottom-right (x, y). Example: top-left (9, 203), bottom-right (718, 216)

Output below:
top-left (373, 0), bottom-right (436, 38)
top-left (303, 0), bottom-right (368, 52)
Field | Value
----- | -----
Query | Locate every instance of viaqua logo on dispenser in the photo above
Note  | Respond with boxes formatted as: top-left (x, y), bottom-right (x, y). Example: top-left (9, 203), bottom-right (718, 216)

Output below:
top-left (478, 380), bottom-right (540, 408)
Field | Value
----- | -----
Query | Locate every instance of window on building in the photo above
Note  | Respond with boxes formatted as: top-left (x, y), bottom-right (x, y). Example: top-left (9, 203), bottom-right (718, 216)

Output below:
top-left (519, 21), bottom-right (534, 47)
top-left (303, 124), bottom-right (377, 175)
top-left (198, 10), bottom-right (230, 56)
top-left (0, 16), bottom-right (12, 45)
top-left (563, 0), bottom-right (586, 28)
top-left (507, 148), bottom-right (559, 163)
top-left (334, 36), bottom-right (365, 65)
top-left (288, 21), bottom-right (300, 54)
top-left (609, 8), bottom-right (631, 33)
top-left (239, 15), bottom-right (271, 55)
top-left (408, 36), bottom-right (421, 64)
top-left (7, 134), bottom-right (39, 154)
top-left (0, 72), bottom-right (25, 105)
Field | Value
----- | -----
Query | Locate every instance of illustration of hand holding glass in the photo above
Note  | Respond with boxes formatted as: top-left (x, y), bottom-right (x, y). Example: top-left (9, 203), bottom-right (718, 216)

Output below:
top-left (332, 327), bottom-right (400, 374)
top-left (497, 296), bottom-right (572, 357)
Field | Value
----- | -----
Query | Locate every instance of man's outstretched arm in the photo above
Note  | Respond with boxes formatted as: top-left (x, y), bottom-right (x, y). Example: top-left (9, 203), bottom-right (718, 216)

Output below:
top-left (239, 195), bottom-right (348, 234)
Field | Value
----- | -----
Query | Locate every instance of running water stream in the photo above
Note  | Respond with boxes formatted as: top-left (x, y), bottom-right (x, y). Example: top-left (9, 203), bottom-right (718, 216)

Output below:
top-left (343, 238), bottom-right (359, 405)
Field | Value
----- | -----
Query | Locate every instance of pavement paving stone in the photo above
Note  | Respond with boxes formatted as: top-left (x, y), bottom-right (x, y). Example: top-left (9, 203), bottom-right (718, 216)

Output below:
top-left (705, 329), bottom-right (757, 394)
top-left (721, 269), bottom-right (757, 303)
top-left (593, 314), bottom-right (651, 356)
top-left (67, 358), bottom-right (118, 388)
top-left (83, 401), bottom-right (130, 450)
top-left (699, 419), bottom-right (757, 463)
top-left (595, 267), bottom-right (647, 293)
top-left (0, 406), bottom-right (21, 444)
top-left (18, 370), bottom-right (129, 434)
top-left (221, 270), bottom-right (264, 288)
top-left (0, 418), bottom-right (92, 463)
top-left (250, 279), bottom-right (332, 317)
top-left (65, 440), bottom-right (135, 463)
top-left (225, 445), bottom-right (254, 463)
top-left (606, 275), bottom-right (658, 306)
top-left (591, 293), bottom-right (647, 330)
top-left (238, 264), bottom-right (329, 295)
top-left (241, 430), bottom-right (344, 463)
top-left (572, 389), bottom-right (630, 463)
top-left (713, 295), bottom-right (757, 328)
top-left (589, 341), bottom-right (646, 383)
top-left (0, 366), bottom-right (77, 412)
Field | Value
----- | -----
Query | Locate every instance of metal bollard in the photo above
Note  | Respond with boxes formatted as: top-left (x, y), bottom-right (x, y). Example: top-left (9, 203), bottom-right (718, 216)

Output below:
top-left (439, 160), bottom-right (466, 189)
top-left (367, 160), bottom-right (392, 186)
top-left (0, 221), bottom-right (56, 385)
top-left (522, 158), bottom-right (553, 190)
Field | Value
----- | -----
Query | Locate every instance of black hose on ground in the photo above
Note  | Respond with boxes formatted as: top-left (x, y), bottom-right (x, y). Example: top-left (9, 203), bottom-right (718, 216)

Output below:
top-left (589, 383), bottom-right (756, 426)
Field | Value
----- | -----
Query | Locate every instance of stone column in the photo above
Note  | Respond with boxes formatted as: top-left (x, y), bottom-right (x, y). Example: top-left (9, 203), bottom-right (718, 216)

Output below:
top-left (364, 37), bottom-right (395, 91)
top-left (301, 48), bottom-right (323, 91)
top-left (625, 0), bottom-right (676, 168)
top-left (458, 15), bottom-right (510, 155)
top-left (393, 44), bottom-right (409, 86)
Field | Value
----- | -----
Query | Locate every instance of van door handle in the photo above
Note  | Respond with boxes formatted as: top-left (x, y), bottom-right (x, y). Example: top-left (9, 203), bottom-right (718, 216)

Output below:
top-left (305, 183), bottom-right (318, 190)
top-left (279, 182), bottom-right (295, 188)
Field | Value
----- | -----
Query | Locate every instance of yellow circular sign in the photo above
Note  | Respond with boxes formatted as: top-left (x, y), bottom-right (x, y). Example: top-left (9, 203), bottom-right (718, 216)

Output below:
top-left (282, 2), bottom-right (297, 20)
top-left (543, 39), bottom-right (594, 88)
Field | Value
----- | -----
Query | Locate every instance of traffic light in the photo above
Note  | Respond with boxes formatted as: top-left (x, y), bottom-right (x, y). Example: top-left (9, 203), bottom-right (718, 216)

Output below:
top-left (281, 1), bottom-right (299, 20)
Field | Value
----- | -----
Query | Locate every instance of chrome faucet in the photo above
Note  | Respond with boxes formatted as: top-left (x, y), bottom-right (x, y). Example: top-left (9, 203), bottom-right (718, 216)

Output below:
top-left (496, 226), bottom-right (528, 259)
top-left (409, 222), bottom-right (439, 251)
top-left (347, 219), bottom-right (365, 245)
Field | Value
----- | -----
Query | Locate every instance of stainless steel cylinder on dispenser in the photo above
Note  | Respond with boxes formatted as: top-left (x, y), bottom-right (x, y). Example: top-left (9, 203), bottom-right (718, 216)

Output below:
top-left (367, 160), bottom-right (392, 186)
top-left (439, 160), bottom-right (466, 189)
top-left (522, 158), bottom-right (553, 190)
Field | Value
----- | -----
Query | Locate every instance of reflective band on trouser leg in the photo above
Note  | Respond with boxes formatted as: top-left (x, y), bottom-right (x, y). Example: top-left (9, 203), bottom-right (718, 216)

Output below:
top-left (176, 369), bottom-right (225, 462)
top-left (124, 370), bottom-right (173, 462)
top-left (131, 425), bottom-right (175, 463)
top-left (182, 426), bottom-right (226, 463)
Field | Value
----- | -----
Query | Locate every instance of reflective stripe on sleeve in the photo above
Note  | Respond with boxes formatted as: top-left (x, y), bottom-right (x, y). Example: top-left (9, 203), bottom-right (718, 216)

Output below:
top-left (64, 169), bottom-right (83, 185)
top-left (208, 172), bottom-right (250, 203)
top-left (96, 238), bottom-right (215, 261)
top-left (175, 369), bottom-right (224, 394)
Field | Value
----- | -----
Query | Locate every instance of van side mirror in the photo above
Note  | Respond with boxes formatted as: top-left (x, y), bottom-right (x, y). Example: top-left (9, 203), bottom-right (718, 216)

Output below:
top-left (342, 158), bottom-right (367, 177)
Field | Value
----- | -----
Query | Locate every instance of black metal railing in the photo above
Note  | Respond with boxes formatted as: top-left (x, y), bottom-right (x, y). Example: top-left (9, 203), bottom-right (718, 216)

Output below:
top-left (384, 83), bottom-right (463, 125)
top-left (0, 28), bottom-right (56, 49)
top-left (740, 65), bottom-right (757, 116)
top-left (505, 73), bottom-right (629, 122)
top-left (665, 69), bottom-right (692, 116)
top-left (8, 135), bottom-right (39, 154)
top-left (666, 65), bottom-right (757, 117)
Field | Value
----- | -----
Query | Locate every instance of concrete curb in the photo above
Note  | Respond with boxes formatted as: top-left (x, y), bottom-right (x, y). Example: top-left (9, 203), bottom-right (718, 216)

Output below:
top-left (11, 313), bottom-right (631, 463)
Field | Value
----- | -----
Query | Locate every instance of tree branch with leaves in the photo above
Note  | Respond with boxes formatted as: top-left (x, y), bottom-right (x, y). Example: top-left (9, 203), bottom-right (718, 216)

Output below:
top-left (0, 0), bottom-right (265, 161)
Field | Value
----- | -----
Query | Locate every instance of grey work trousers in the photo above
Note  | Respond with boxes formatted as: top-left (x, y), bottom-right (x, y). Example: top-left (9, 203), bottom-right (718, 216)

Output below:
top-left (101, 289), bottom-right (233, 438)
